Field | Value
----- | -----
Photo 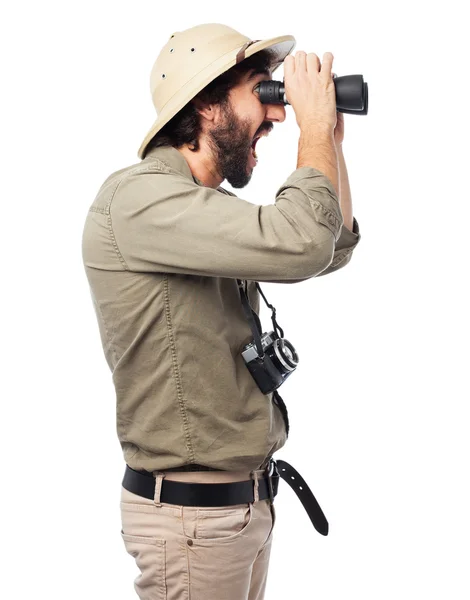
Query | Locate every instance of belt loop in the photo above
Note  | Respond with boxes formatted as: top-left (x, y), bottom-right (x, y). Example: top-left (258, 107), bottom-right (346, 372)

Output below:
top-left (153, 471), bottom-right (166, 506)
top-left (267, 471), bottom-right (274, 504)
top-left (266, 458), bottom-right (275, 504)
top-left (252, 470), bottom-right (260, 502)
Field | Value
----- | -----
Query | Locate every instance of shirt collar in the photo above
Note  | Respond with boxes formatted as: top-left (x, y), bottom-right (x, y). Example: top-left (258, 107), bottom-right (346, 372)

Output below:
top-left (143, 145), bottom-right (204, 186)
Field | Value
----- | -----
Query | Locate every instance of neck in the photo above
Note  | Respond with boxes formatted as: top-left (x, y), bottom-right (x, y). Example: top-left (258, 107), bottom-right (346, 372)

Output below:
top-left (177, 140), bottom-right (223, 188)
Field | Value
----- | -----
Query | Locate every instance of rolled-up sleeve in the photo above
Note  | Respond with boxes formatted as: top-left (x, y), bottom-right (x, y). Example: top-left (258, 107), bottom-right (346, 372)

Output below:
top-left (267, 216), bottom-right (361, 282)
top-left (110, 165), bottom-right (349, 281)
top-left (316, 216), bottom-right (360, 277)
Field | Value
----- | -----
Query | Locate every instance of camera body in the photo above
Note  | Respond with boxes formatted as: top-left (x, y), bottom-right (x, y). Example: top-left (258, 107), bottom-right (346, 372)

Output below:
top-left (241, 330), bottom-right (299, 394)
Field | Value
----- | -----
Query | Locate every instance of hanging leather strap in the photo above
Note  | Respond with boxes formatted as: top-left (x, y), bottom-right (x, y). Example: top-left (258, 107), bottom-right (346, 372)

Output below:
top-left (276, 459), bottom-right (329, 535)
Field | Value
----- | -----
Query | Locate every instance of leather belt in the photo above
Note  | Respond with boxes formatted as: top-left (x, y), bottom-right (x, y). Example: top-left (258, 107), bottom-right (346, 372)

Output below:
top-left (122, 458), bottom-right (329, 536)
top-left (276, 459), bottom-right (329, 536)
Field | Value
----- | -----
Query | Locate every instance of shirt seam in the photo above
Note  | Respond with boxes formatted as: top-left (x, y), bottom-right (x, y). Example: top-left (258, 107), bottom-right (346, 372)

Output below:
top-left (104, 162), bottom-right (174, 269)
top-left (163, 275), bottom-right (196, 463)
top-left (102, 178), bottom-right (129, 269)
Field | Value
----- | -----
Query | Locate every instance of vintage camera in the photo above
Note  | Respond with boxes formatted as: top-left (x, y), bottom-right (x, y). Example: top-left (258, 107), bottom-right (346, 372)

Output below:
top-left (241, 330), bottom-right (299, 394)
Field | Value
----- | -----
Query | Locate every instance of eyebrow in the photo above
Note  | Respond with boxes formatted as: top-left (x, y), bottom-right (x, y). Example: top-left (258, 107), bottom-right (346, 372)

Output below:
top-left (246, 68), bottom-right (271, 82)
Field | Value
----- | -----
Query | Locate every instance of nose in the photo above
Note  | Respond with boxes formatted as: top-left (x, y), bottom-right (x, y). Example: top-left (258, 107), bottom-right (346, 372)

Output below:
top-left (265, 103), bottom-right (286, 123)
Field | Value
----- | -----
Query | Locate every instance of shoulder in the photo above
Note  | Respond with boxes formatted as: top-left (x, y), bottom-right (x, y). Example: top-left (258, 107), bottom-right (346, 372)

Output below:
top-left (216, 185), bottom-right (238, 197)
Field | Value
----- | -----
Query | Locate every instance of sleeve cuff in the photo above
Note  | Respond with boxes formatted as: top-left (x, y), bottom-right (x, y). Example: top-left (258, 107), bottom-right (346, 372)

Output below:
top-left (335, 216), bottom-right (361, 251)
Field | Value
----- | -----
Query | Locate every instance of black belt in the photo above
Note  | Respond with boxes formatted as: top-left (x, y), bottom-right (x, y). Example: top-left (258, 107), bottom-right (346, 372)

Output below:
top-left (122, 458), bottom-right (329, 536)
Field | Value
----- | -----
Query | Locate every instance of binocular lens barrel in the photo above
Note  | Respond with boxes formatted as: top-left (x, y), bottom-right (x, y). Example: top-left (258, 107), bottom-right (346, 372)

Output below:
top-left (256, 74), bottom-right (368, 115)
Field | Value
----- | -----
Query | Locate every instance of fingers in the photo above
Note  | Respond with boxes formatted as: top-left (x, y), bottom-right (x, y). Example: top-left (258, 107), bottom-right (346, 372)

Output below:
top-left (320, 52), bottom-right (334, 79)
top-left (295, 50), bottom-right (307, 72)
top-left (306, 53), bottom-right (320, 74)
top-left (284, 51), bottom-right (334, 79)
top-left (284, 54), bottom-right (295, 75)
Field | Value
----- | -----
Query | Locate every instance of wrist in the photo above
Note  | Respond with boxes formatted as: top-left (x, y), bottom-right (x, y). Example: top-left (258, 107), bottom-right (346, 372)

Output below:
top-left (299, 121), bottom-right (334, 140)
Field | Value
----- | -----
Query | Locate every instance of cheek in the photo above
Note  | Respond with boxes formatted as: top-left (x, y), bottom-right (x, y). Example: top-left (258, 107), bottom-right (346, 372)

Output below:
top-left (240, 93), bottom-right (265, 126)
top-left (256, 107), bottom-right (266, 125)
top-left (252, 100), bottom-right (266, 121)
top-left (248, 108), bottom-right (266, 136)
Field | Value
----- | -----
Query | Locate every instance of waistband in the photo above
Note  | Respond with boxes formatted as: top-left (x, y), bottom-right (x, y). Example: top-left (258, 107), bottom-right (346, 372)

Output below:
top-left (132, 464), bottom-right (269, 485)
top-left (132, 459), bottom-right (272, 484)
top-left (123, 458), bottom-right (330, 535)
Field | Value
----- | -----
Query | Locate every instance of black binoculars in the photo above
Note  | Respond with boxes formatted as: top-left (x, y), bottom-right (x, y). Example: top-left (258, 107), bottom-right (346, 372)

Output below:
top-left (254, 74), bottom-right (368, 115)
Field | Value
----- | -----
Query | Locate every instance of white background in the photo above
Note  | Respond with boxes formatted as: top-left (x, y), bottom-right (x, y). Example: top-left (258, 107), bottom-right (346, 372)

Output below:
top-left (2, 1), bottom-right (469, 598)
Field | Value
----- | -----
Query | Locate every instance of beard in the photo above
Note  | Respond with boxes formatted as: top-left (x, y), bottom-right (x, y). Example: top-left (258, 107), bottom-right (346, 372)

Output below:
top-left (207, 101), bottom-right (261, 189)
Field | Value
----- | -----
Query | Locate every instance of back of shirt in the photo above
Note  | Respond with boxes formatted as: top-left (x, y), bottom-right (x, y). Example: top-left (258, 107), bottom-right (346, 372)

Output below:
top-left (81, 145), bottom-right (360, 472)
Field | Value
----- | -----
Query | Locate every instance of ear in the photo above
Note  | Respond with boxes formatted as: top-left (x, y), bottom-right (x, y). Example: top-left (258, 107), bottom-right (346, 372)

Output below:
top-left (192, 97), bottom-right (223, 125)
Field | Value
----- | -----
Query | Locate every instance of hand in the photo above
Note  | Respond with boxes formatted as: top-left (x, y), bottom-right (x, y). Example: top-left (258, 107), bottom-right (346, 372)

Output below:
top-left (334, 110), bottom-right (344, 146)
top-left (283, 51), bottom-right (337, 132)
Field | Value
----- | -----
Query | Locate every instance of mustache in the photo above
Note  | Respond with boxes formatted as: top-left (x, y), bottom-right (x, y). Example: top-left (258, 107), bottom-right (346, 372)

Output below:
top-left (254, 123), bottom-right (273, 138)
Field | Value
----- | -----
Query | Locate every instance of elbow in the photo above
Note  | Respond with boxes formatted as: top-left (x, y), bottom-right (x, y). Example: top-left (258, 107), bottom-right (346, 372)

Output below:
top-left (301, 234), bottom-right (336, 278)
top-left (264, 240), bottom-right (334, 283)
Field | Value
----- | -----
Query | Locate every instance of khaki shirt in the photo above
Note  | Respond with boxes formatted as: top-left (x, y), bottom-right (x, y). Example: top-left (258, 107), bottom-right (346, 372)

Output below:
top-left (81, 145), bottom-right (360, 472)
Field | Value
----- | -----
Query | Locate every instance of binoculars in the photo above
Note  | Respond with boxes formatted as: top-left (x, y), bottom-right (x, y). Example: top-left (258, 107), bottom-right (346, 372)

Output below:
top-left (254, 74), bottom-right (368, 115)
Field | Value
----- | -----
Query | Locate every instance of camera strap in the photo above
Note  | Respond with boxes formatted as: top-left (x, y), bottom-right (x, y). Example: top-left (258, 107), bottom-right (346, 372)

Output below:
top-left (236, 279), bottom-right (290, 437)
top-left (235, 281), bottom-right (328, 535)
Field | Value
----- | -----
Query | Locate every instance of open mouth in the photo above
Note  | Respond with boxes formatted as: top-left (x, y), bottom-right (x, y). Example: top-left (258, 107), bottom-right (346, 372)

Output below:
top-left (251, 128), bottom-right (271, 160)
top-left (251, 136), bottom-right (261, 159)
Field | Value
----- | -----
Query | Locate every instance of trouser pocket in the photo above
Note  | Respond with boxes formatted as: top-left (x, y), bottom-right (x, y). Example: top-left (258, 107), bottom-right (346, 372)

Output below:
top-left (192, 503), bottom-right (253, 542)
top-left (183, 500), bottom-right (272, 598)
top-left (121, 531), bottom-right (167, 600)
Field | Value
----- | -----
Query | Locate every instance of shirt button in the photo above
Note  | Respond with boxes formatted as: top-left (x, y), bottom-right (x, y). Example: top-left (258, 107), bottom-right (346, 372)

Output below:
top-left (187, 539), bottom-right (193, 546)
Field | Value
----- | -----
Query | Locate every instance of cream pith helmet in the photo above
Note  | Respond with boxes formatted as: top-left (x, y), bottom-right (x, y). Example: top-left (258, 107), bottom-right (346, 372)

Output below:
top-left (137, 23), bottom-right (296, 159)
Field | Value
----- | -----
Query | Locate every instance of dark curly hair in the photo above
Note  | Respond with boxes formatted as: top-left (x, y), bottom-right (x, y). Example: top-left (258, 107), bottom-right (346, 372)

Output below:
top-left (143, 49), bottom-right (276, 157)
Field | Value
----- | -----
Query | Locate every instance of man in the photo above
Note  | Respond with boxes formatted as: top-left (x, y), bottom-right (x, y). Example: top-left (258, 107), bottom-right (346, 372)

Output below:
top-left (81, 23), bottom-right (360, 600)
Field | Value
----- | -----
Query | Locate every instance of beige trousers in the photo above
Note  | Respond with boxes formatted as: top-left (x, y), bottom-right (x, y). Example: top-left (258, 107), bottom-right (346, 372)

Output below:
top-left (120, 467), bottom-right (276, 600)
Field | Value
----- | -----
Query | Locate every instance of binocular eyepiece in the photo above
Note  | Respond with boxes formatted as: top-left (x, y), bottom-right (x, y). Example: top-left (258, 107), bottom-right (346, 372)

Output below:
top-left (254, 74), bottom-right (368, 115)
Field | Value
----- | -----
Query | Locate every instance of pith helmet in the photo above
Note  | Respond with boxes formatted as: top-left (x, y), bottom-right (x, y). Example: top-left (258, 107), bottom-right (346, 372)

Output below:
top-left (137, 23), bottom-right (296, 159)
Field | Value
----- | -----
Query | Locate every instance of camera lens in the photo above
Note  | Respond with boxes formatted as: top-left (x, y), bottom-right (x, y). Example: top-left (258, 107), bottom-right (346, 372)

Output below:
top-left (273, 338), bottom-right (299, 371)
top-left (284, 345), bottom-right (294, 361)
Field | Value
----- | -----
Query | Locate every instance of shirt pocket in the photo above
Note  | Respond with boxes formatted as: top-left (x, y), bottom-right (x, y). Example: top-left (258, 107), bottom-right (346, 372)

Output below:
top-left (120, 531), bottom-right (167, 600)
